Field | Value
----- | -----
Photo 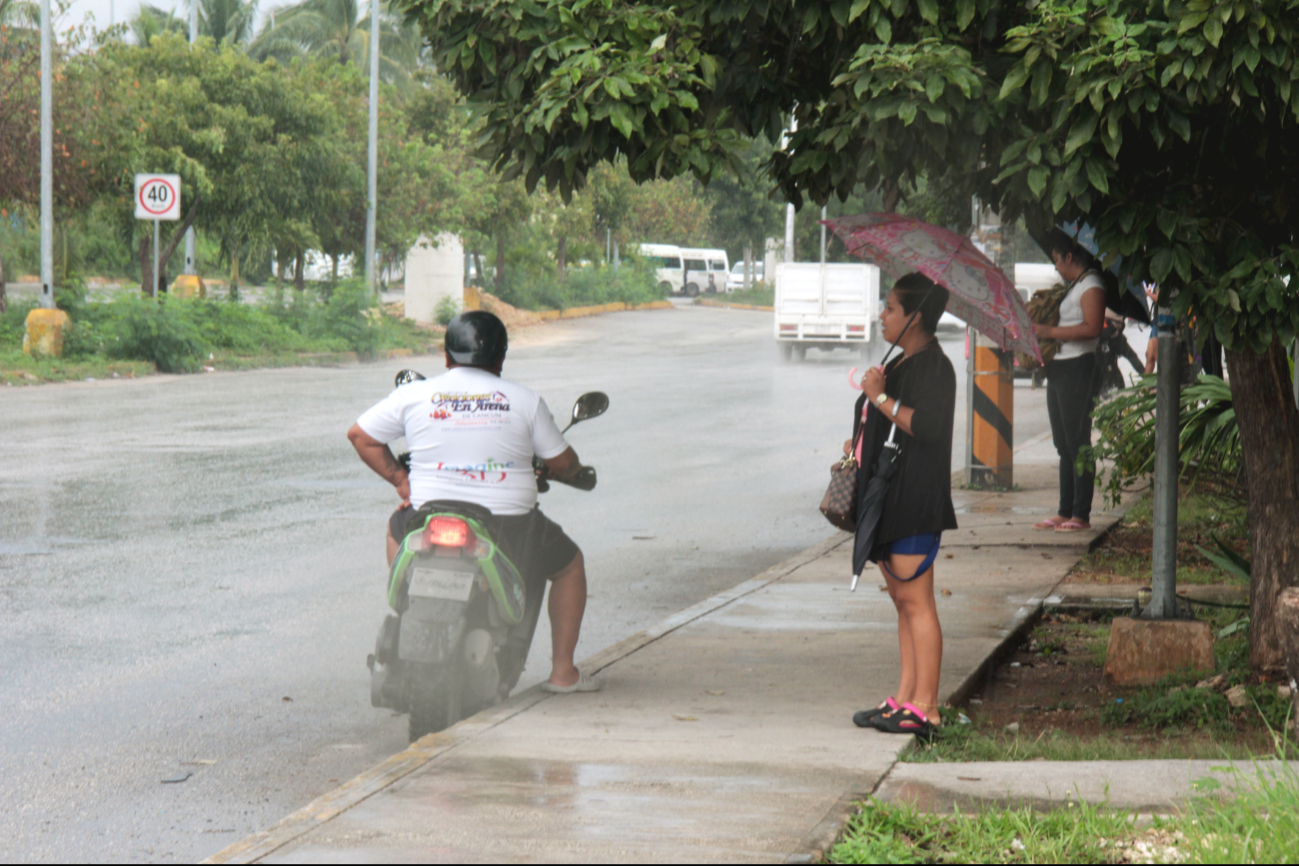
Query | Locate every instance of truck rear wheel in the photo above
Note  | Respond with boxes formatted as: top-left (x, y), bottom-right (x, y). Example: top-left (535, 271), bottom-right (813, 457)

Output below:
top-left (780, 343), bottom-right (793, 362)
top-left (795, 345), bottom-right (807, 360)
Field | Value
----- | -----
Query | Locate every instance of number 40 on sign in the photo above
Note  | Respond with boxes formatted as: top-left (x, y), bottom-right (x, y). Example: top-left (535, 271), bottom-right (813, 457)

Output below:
top-left (135, 174), bottom-right (181, 221)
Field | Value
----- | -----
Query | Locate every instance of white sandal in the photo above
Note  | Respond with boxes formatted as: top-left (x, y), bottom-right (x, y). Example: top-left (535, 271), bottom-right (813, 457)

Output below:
top-left (543, 670), bottom-right (602, 694)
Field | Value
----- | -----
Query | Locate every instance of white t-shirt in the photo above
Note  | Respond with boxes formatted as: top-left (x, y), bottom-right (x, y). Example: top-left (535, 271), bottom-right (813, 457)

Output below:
top-left (1055, 272), bottom-right (1105, 360)
top-left (356, 367), bottom-right (569, 515)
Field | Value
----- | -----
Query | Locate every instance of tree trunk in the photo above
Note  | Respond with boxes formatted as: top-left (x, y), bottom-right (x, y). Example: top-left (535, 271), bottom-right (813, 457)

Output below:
top-left (1278, 587), bottom-right (1299, 744)
top-left (156, 199), bottom-right (200, 287)
top-left (1224, 337), bottom-right (1299, 674)
top-left (229, 240), bottom-right (241, 302)
top-left (495, 233), bottom-right (505, 293)
top-left (330, 254), bottom-right (339, 284)
top-left (881, 176), bottom-right (901, 213)
top-left (294, 250), bottom-right (305, 291)
top-left (138, 236), bottom-right (153, 297)
top-left (0, 249), bottom-right (7, 313)
top-left (743, 242), bottom-right (753, 290)
top-left (473, 252), bottom-right (483, 286)
top-left (557, 235), bottom-right (567, 279)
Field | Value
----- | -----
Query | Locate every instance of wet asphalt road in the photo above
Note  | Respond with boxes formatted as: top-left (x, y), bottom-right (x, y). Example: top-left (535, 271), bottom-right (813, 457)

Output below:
top-left (0, 304), bottom-right (1063, 862)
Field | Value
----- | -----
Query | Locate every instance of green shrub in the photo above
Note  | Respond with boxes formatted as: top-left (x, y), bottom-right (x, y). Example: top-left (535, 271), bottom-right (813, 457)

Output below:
top-left (495, 261), bottom-right (659, 311)
top-left (105, 294), bottom-right (208, 373)
top-left (1087, 373), bottom-right (1243, 507)
top-left (1101, 683), bottom-right (1230, 732)
top-left (434, 294), bottom-right (460, 326)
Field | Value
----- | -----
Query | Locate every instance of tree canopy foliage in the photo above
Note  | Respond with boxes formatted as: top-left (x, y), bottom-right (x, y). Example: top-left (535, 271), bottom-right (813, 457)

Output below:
top-left (405, 0), bottom-right (1299, 668)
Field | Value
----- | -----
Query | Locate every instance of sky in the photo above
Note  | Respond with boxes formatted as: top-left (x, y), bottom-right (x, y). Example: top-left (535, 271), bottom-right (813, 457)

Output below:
top-left (61, 0), bottom-right (290, 37)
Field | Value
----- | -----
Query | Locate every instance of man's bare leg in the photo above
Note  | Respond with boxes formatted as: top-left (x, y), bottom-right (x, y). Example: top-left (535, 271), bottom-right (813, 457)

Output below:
top-left (546, 551), bottom-right (586, 687)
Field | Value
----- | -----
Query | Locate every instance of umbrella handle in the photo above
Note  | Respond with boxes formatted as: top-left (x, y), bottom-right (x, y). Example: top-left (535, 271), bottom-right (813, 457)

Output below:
top-left (847, 367), bottom-right (864, 390)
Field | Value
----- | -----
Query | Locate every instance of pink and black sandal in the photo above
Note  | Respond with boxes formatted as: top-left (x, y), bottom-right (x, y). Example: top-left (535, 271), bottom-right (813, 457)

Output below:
top-left (1055, 520), bottom-right (1091, 532)
top-left (853, 697), bottom-right (899, 728)
top-left (1033, 517), bottom-right (1066, 530)
top-left (870, 702), bottom-right (938, 742)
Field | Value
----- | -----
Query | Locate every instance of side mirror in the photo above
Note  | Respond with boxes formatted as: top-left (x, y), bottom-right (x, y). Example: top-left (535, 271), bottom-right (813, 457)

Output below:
top-left (395, 369), bottom-right (426, 387)
top-left (564, 391), bottom-right (609, 431)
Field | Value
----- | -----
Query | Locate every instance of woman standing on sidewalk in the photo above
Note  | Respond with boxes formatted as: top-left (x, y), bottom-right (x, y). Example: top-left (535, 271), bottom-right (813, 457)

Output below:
top-left (1032, 229), bottom-right (1106, 533)
top-left (848, 273), bottom-right (957, 741)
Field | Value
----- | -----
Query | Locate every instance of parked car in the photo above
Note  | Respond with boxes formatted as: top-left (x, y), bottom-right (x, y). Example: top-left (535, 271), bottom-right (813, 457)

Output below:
top-left (727, 261), bottom-right (764, 290)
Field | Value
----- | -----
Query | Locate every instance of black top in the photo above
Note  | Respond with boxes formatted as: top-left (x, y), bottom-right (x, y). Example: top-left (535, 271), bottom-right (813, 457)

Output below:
top-left (852, 340), bottom-right (958, 548)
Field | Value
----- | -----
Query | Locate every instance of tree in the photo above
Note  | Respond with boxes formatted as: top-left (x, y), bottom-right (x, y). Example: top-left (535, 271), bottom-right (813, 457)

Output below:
top-left (403, 0), bottom-right (1299, 672)
top-left (192, 0), bottom-right (260, 47)
top-left (250, 0), bottom-right (423, 89)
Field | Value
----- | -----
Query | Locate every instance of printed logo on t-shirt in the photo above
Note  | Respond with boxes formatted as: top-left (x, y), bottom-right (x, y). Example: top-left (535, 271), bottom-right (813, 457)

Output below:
top-left (429, 390), bottom-right (512, 425)
top-left (431, 457), bottom-right (513, 483)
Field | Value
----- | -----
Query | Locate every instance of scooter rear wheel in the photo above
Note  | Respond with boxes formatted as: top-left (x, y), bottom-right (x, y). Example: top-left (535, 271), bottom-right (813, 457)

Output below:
top-left (408, 662), bottom-right (462, 742)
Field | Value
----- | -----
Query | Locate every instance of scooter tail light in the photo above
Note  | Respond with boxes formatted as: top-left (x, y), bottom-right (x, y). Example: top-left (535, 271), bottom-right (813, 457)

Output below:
top-left (424, 516), bottom-right (475, 549)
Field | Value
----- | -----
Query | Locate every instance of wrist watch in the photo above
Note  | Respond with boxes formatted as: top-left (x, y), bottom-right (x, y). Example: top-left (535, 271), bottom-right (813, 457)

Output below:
top-left (874, 393), bottom-right (889, 408)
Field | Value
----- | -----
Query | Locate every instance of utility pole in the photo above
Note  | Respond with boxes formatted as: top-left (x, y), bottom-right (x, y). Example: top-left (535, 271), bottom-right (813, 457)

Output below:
top-left (819, 205), bottom-right (827, 264)
top-left (365, 0), bottom-right (380, 293)
top-left (39, 0), bottom-right (53, 309)
top-left (184, 0), bottom-right (198, 276)
top-left (783, 115), bottom-right (796, 263)
top-left (1143, 303), bottom-right (1182, 619)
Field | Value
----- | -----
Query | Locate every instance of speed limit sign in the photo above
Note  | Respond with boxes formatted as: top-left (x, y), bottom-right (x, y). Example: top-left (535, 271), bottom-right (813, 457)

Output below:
top-left (134, 174), bottom-right (181, 220)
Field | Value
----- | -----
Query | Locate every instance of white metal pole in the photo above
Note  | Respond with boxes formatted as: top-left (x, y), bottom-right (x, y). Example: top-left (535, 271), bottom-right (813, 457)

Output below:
top-left (39, 0), bottom-right (53, 308)
top-left (152, 220), bottom-right (160, 298)
top-left (783, 115), bottom-right (796, 264)
top-left (365, 0), bottom-right (380, 292)
top-left (819, 205), bottom-right (827, 264)
top-left (184, 0), bottom-right (198, 276)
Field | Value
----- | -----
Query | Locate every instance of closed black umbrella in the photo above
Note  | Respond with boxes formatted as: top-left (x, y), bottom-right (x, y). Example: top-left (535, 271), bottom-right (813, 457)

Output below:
top-left (851, 424), bottom-right (902, 590)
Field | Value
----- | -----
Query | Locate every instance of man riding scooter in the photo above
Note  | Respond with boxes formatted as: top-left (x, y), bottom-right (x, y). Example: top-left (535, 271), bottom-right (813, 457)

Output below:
top-left (346, 310), bottom-right (601, 694)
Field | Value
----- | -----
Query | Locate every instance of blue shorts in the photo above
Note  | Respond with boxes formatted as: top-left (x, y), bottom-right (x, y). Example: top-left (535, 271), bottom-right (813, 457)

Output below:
top-left (878, 532), bottom-right (942, 582)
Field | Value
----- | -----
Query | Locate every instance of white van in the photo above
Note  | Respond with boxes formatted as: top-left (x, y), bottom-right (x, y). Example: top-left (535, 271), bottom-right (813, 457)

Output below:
top-left (678, 247), bottom-right (730, 296)
top-left (727, 260), bottom-right (764, 290)
top-left (637, 243), bottom-right (684, 295)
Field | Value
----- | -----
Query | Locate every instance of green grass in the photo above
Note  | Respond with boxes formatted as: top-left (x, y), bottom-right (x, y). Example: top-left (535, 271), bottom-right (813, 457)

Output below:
top-left (905, 722), bottom-right (1269, 763)
top-left (830, 797), bottom-right (1140, 864)
top-left (1, 281), bottom-right (437, 381)
top-left (833, 758), bottom-right (1299, 864)
top-left (0, 350), bottom-right (155, 385)
top-left (1071, 488), bottom-right (1250, 586)
top-left (707, 284), bottom-right (774, 306)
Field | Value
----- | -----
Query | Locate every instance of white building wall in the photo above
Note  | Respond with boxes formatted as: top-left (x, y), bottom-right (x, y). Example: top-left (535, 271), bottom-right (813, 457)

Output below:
top-left (404, 234), bottom-right (464, 325)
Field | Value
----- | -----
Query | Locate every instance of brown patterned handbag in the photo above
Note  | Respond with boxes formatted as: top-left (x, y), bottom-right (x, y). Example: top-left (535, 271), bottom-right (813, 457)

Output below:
top-left (819, 425), bottom-right (864, 531)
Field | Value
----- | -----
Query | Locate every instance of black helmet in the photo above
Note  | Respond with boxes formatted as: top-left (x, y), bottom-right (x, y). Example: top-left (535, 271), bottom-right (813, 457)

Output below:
top-left (444, 310), bottom-right (508, 367)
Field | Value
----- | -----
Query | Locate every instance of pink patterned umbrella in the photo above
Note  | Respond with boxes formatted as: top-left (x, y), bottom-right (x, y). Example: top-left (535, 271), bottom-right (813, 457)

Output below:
top-left (822, 213), bottom-right (1042, 363)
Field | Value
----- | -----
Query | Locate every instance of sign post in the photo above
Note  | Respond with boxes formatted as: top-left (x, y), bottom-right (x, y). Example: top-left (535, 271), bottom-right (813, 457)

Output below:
top-left (134, 174), bottom-right (181, 297)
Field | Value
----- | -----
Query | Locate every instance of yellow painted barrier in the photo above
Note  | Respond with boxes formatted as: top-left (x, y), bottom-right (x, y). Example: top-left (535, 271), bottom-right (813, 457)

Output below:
top-left (969, 340), bottom-right (1014, 488)
top-left (23, 308), bottom-right (71, 358)
top-left (171, 274), bottom-right (205, 298)
top-left (698, 299), bottom-right (775, 312)
top-left (463, 285), bottom-right (482, 311)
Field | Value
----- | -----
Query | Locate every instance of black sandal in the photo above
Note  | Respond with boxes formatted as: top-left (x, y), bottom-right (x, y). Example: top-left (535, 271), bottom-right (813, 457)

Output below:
top-left (870, 703), bottom-right (938, 742)
top-left (852, 697), bottom-right (899, 728)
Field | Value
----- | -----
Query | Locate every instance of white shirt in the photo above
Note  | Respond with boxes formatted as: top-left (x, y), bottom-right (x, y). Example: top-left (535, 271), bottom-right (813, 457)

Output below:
top-left (356, 367), bottom-right (569, 515)
top-left (1055, 272), bottom-right (1105, 359)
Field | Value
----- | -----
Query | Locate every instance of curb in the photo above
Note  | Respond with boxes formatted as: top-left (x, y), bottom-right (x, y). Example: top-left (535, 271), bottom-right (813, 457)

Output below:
top-left (202, 532), bottom-right (852, 865)
top-left (696, 298), bottom-right (775, 312)
top-left (534, 300), bottom-right (674, 321)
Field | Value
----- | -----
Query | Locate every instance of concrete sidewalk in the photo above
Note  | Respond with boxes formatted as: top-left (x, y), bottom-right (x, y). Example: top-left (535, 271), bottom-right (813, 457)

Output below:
top-left (205, 441), bottom-right (1131, 864)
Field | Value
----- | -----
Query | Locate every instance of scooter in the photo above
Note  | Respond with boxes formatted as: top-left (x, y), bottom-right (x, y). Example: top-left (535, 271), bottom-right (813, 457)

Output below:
top-left (367, 369), bottom-right (608, 741)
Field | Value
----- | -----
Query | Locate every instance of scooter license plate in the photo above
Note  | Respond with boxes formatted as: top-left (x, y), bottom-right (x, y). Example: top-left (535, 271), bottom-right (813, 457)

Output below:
top-left (408, 566), bottom-right (474, 601)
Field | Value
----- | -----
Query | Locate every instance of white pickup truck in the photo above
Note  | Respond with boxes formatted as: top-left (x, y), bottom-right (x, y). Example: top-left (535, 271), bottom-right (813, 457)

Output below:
top-left (774, 262), bottom-right (880, 361)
